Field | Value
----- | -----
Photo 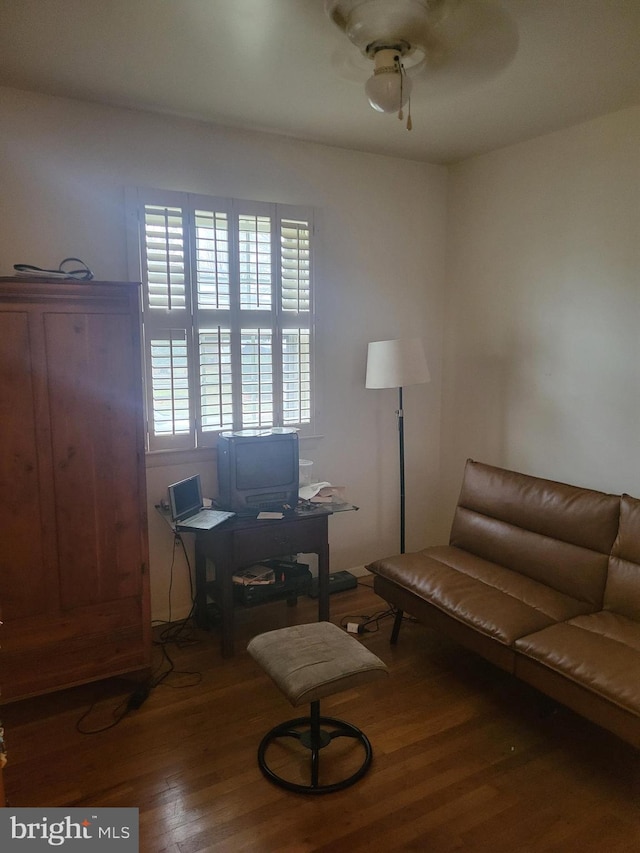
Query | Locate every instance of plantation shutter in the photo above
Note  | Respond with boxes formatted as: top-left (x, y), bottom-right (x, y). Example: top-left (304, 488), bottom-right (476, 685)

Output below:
top-left (127, 188), bottom-right (314, 451)
top-left (280, 217), bottom-right (311, 425)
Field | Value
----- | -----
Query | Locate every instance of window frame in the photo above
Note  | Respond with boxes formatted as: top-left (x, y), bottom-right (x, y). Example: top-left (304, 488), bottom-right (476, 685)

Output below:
top-left (126, 187), bottom-right (316, 453)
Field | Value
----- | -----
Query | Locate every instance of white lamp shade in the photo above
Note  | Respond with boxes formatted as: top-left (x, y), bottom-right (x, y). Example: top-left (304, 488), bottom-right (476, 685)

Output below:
top-left (365, 338), bottom-right (431, 389)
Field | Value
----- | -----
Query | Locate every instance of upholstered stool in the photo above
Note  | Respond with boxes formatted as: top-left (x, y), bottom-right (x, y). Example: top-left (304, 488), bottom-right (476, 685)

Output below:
top-left (247, 621), bottom-right (388, 794)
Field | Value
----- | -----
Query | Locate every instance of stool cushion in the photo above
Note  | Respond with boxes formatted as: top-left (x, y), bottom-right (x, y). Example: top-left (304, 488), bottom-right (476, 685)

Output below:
top-left (247, 621), bottom-right (388, 707)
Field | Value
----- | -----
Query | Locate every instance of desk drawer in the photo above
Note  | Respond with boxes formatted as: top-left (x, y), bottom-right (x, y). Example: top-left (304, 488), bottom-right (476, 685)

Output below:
top-left (233, 516), bottom-right (327, 566)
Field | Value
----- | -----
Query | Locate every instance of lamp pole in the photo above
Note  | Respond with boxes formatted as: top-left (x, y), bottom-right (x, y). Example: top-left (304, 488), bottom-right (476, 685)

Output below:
top-left (397, 386), bottom-right (406, 554)
top-left (365, 338), bottom-right (430, 558)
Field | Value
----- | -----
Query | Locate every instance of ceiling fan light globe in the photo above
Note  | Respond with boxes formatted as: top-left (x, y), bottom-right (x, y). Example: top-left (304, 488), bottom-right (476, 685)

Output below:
top-left (365, 70), bottom-right (412, 113)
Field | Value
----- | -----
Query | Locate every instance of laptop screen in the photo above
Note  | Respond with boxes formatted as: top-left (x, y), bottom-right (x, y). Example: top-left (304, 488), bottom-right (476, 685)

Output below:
top-left (168, 475), bottom-right (203, 522)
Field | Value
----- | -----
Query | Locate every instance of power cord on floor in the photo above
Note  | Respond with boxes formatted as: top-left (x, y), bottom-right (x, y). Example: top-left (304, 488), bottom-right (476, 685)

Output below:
top-left (148, 531), bottom-right (202, 690)
top-left (75, 623), bottom-right (204, 735)
top-left (340, 601), bottom-right (419, 637)
top-left (340, 606), bottom-right (396, 635)
top-left (76, 534), bottom-right (203, 734)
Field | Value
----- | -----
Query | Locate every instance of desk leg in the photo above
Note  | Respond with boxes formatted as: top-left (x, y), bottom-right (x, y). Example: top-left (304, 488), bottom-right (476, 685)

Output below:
top-left (317, 539), bottom-right (330, 622)
top-left (219, 557), bottom-right (235, 658)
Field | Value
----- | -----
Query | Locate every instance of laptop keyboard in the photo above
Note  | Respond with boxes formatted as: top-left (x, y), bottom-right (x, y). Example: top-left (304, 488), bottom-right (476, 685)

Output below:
top-left (182, 509), bottom-right (234, 527)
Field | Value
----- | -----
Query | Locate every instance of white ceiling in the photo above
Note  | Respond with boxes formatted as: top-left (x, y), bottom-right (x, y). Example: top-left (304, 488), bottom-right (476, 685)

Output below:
top-left (0, 0), bottom-right (638, 164)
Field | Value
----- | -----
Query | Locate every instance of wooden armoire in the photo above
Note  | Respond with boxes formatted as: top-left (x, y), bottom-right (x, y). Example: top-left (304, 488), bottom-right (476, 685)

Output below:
top-left (0, 279), bottom-right (151, 702)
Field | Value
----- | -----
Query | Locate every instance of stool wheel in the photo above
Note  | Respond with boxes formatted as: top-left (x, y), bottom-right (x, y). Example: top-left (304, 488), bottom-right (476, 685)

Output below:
top-left (257, 707), bottom-right (373, 795)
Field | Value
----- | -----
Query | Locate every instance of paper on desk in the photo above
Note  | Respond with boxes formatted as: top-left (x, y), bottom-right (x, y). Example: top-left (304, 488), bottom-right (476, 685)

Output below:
top-left (299, 483), bottom-right (347, 504)
top-left (299, 482), bottom-right (332, 501)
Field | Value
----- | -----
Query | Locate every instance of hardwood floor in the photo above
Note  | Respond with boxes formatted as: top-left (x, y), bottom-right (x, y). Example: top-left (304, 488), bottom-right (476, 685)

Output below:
top-left (3, 579), bottom-right (640, 852)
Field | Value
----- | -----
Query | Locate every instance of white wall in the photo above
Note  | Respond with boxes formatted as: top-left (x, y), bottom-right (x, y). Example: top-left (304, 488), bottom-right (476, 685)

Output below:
top-left (8, 89), bottom-right (632, 625)
top-left (441, 106), bottom-right (640, 522)
top-left (0, 87), bottom-right (446, 620)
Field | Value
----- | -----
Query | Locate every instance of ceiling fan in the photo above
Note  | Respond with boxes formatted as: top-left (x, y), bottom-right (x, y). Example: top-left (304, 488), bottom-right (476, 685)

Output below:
top-left (325, 0), bottom-right (519, 127)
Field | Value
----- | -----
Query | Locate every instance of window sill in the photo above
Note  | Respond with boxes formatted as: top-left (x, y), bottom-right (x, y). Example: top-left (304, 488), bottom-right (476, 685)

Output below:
top-left (145, 447), bottom-right (217, 469)
top-left (144, 435), bottom-right (324, 470)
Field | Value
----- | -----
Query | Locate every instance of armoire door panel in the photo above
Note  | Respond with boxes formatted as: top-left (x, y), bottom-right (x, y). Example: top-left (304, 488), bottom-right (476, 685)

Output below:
top-left (0, 311), bottom-right (51, 620)
top-left (44, 311), bottom-right (144, 610)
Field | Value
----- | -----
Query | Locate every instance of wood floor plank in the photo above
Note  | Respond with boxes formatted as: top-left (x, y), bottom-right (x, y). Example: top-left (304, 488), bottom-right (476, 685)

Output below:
top-left (2, 580), bottom-right (640, 851)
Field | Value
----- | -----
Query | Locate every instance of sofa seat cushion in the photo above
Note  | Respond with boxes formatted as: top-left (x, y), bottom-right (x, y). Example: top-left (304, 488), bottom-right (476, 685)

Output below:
top-left (514, 611), bottom-right (640, 715)
top-left (367, 545), bottom-right (594, 646)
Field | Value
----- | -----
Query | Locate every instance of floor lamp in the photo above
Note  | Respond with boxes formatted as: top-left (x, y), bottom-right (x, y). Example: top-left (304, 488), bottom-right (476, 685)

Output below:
top-left (366, 338), bottom-right (430, 554)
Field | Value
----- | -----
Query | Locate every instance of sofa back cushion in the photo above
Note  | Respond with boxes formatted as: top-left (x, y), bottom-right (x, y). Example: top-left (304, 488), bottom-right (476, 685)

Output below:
top-left (605, 494), bottom-right (640, 621)
top-left (449, 460), bottom-right (620, 608)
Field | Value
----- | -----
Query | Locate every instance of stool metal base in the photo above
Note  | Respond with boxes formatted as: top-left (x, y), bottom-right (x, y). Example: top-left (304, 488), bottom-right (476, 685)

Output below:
top-left (257, 700), bottom-right (373, 794)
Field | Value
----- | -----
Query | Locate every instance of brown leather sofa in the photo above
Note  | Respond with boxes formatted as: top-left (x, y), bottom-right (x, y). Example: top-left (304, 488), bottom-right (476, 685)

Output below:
top-left (367, 459), bottom-right (640, 747)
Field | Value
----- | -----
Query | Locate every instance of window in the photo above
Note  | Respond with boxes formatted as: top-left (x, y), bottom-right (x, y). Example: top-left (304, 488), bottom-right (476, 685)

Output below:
top-left (127, 189), bottom-right (314, 452)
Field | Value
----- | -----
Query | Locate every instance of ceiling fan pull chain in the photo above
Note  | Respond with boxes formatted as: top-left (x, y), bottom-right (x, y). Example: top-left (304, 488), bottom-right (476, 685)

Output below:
top-left (400, 60), bottom-right (412, 130)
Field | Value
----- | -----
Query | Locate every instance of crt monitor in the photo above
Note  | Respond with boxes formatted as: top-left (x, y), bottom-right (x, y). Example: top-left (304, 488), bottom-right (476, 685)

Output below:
top-left (217, 428), bottom-right (299, 513)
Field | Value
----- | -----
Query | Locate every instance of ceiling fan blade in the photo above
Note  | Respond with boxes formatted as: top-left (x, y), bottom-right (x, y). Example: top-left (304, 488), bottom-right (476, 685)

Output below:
top-left (326, 0), bottom-right (448, 54)
top-left (328, 0), bottom-right (518, 93)
top-left (419, 0), bottom-right (519, 73)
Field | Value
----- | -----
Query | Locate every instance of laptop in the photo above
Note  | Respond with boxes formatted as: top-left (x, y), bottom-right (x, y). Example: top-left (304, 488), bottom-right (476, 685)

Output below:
top-left (168, 474), bottom-right (235, 531)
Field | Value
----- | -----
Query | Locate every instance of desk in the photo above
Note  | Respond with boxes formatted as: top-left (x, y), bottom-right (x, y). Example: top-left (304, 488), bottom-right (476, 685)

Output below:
top-left (193, 510), bottom-right (331, 657)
